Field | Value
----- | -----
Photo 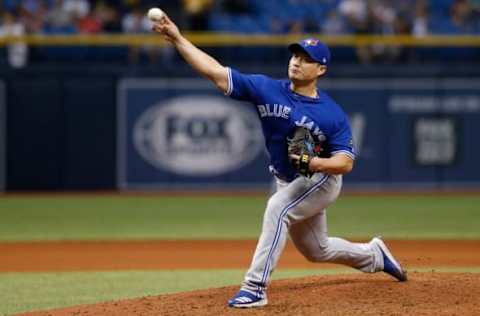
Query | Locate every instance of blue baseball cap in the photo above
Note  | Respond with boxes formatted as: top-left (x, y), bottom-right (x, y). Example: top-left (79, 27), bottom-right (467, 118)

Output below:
top-left (288, 38), bottom-right (331, 66)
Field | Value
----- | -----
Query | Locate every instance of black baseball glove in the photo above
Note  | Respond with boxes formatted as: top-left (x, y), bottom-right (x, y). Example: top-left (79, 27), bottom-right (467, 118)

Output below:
top-left (287, 127), bottom-right (319, 177)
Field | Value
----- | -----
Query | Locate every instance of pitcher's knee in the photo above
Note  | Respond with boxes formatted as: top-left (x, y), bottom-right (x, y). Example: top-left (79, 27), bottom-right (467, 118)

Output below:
top-left (303, 250), bottom-right (334, 262)
top-left (302, 242), bottom-right (334, 262)
top-left (303, 252), bottom-right (320, 262)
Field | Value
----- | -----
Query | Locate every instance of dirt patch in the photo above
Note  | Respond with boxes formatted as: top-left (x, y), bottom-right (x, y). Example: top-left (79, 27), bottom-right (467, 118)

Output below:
top-left (15, 272), bottom-right (480, 316)
top-left (1, 239), bottom-right (480, 272)
top-left (5, 240), bottom-right (480, 315)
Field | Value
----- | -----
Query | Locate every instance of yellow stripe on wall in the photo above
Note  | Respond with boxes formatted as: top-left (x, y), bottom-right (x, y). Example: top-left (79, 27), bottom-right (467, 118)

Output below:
top-left (0, 34), bottom-right (479, 47)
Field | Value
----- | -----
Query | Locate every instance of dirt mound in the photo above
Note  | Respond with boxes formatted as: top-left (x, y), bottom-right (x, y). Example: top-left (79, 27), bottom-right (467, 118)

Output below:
top-left (17, 272), bottom-right (480, 316)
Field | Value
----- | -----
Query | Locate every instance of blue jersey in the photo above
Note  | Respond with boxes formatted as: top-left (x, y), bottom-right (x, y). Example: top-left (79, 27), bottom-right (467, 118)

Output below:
top-left (226, 68), bottom-right (355, 182)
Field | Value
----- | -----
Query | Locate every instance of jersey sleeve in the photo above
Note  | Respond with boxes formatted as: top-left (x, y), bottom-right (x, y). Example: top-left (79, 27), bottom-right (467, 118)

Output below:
top-left (329, 114), bottom-right (356, 160)
top-left (225, 67), bottom-right (270, 103)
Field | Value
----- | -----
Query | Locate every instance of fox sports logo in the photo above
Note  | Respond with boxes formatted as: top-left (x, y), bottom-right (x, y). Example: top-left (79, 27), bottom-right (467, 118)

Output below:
top-left (133, 96), bottom-right (264, 176)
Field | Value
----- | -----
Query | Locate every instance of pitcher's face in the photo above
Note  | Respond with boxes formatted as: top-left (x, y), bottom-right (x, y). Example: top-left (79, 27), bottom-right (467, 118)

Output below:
top-left (288, 51), bottom-right (326, 82)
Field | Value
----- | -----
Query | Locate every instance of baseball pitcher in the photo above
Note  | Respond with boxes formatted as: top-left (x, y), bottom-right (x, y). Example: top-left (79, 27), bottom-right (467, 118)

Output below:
top-left (152, 14), bottom-right (407, 309)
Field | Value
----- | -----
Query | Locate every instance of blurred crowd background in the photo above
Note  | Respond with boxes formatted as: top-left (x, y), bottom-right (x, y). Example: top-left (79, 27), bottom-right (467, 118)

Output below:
top-left (2, 0), bottom-right (480, 36)
top-left (1, 0), bottom-right (480, 67)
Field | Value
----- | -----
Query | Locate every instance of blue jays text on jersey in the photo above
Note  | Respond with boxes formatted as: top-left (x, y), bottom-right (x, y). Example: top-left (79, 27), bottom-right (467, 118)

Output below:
top-left (226, 67), bottom-right (355, 182)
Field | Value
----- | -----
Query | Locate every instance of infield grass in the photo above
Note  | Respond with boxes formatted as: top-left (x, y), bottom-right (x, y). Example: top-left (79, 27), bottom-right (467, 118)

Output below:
top-left (0, 194), bottom-right (479, 241)
top-left (0, 269), bottom-right (350, 315)
top-left (2, 268), bottom-right (480, 316)
top-left (1, 194), bottom-right (479, 315)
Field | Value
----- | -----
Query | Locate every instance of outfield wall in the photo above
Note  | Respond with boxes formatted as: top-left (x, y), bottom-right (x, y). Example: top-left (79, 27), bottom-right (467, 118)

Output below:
top-left (118, 78), bottom-right (480, 190)
top-left (3, 65), bottom-right (480, 190)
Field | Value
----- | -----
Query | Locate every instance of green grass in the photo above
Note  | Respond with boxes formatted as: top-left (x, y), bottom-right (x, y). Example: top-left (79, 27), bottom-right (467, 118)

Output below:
top-left (2, 267), bottom-right (480, 316)
top-left (0, 269), bottom-right (351, 315)
top-left (1, 195), bottom-right (478, 315)
top-left (0, 195), bottom-right (479, 240)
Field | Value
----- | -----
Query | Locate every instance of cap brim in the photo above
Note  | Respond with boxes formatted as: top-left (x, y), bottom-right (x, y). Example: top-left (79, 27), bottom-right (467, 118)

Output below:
top-left (288, 43), bottom-right (317, 63)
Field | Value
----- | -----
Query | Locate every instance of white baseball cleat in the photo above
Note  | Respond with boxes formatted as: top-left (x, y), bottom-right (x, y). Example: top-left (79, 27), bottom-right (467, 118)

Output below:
top-left (371, 237), bottom-right (408, 282)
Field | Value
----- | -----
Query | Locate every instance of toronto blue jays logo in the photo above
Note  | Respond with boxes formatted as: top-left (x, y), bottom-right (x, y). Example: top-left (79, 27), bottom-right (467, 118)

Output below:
top-left (303, 39), bottom-right (319, 46)
top-left (295, 115), bottom-right (327, 142)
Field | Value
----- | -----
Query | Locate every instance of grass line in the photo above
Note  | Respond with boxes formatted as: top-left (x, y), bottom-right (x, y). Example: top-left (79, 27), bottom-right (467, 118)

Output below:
top-left (2, 267), bottom-right (480, 315)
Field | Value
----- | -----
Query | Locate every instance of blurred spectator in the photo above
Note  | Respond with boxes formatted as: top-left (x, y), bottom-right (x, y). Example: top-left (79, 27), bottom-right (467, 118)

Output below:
top-left (63, 0), bottom-right (90, 20)
top-left (20, 0), bottom-right (44, 15)
top-left (338, 0), bottom-right (370, 33)
top-left (0, 0), bottom-right (478, 65)
top-left (18, 0), bottom-right (48, 33)
top-left (122, 6), bottom-right (173, 65)
top-left (2, 0), bottom-right (479, 37)
top-left (122, 6), bottom-right (149, 63)
top-left (338, 0), bottom-right (373, 63)
top-left (269, 18), bottom-right (290, 34)
top-left (121, 6), bottom-right (149, 34)
top-left (470, 0), bottom-right (480, 16)
top-left (122, 0), bottom-right (141, 10)
top-left (322, 11), bottom-right (348, 35)
top-left (394, 13), bottom-right (411, 35)
top-left (449, 0), bottom-right (475, 33)
top-left (182, 0), bottom-right (213, 30)
top-left (371, 0), bottom-right (397, 34)
top-left (3, 0), bottom-right (480, 37)
top-left (288, 20), bottom-right (304, 34)
top-left (78, 11), bottom-right (102, 33)
top-left (338, 0), bottom-right (373, 64)
top-left (0, 11), bottom-right (28, 68)
top-left (95, 2), bottom-right (121, 33)
top-left (412, 0), bottom-right (429, 37)
top-left (370, 0), bottom-right (401, 62)
top-left (469, 0), bottom-right (480, 31)
top-left (45, 0), bottom-right (75, 33)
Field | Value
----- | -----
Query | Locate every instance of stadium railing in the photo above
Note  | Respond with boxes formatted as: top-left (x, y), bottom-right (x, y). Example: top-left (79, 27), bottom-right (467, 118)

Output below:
top-left (1, 33), bottom-right (480, 47)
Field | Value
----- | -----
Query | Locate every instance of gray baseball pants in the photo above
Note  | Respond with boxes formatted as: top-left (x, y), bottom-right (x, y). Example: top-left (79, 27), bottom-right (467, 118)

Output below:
top-left (242, 172), bottom-right (383, 297)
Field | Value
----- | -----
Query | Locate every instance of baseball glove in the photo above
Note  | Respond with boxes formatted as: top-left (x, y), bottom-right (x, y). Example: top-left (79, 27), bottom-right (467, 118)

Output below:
top-left (287, 127), bottom-right (319, 177)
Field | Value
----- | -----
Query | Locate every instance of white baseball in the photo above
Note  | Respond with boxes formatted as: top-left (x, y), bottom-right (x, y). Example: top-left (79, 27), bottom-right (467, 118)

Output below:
top-left (147, 8), bottom-right (165, 22)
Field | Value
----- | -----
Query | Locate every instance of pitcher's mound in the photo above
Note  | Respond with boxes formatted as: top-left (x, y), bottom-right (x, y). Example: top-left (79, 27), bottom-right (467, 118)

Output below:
top-left (18, 272), bottom-right (480, 316)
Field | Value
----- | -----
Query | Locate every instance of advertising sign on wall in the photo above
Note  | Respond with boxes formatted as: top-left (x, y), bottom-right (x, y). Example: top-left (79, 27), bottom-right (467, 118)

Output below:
top-left (117, 79), bottom-right (270, 189)
top-left (118, 78), bottom-right (480, 190)
top-left (325, 78), bottom-right (480, 187)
